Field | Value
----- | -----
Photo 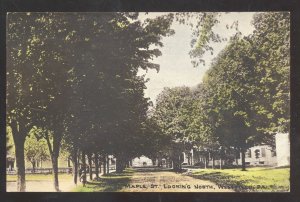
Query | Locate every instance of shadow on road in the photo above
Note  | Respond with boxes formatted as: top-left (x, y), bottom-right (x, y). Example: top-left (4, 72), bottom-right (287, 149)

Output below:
top-left (79, 170), bottom-right (134, 192)
top-left (87, 177), bottom-right (130, 192)
top-left (132, 166), bottom-right (173, 173)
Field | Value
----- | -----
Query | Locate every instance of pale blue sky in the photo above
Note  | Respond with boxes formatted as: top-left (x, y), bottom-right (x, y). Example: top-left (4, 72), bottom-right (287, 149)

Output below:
top-left (138, 12), bottom-right (256, 104)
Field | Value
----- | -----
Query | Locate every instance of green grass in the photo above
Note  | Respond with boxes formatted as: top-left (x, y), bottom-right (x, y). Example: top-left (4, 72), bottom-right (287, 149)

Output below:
top-left (72, 169), bottom-right (135, 192)
top-left (191, 167), bottom-right (290, 192)
top-left (6, 173), bottom-right (73, 182)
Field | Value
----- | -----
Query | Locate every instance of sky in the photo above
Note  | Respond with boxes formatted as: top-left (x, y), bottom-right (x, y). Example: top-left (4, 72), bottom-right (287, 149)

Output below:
top-left (137, 12), bottom-right (256, 105)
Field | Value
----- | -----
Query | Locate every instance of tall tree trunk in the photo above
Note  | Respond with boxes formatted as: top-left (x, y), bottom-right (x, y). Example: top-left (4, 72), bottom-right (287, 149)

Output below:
top-left (106, 155), bottom-right (109, 174)
top-left (99, 162), bottom-right (102, 174)
top-left (14, 139), bottom-right (26, 191)
top-left (116, 155), bottom-right (125, 173)
top-left (71, 149), bottom-right (78, 185)
top-left (172, 156), bottom-right (180, 172)
top-left (87, 153), bottom-right (93, 180)
top-left (220, 148), bottom-right (223, 170)
top-left (45, 129), bottom-right (62, 192)
top-left (11, 121), bottom-right (27, 192)
top-left (94, 152), bottom-right (99, 179)
top-left (116, 157), bottom-right (121, 173)
top-left (51, 155), bottom-right (60, 191)
top-left (52, 139), bottom-right (61, 191)
top-left (235, 147), bottom-right (239, 166)
top-left (241, 147), bottom-right (246, 171)
top-left (158, 156), bottom-right (162, 167)
top-left (81, 151), bottom-right (87, 180)
top-left (103, 155), bottom-right (106, 175)
top-left (31, 161), bottom-right (36, 173)
top-left (208, 152), bottom-right (211, 168)
top-left (212, 156), bottom-right (215, 169)
top-left (191, 149), bottom-right (194, 165)
top-left (151, 158), bottom-right (156, 166)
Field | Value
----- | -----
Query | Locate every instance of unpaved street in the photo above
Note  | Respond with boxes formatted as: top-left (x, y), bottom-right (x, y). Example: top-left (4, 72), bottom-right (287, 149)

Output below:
top-left (120, 168), bottom-right (234, 192)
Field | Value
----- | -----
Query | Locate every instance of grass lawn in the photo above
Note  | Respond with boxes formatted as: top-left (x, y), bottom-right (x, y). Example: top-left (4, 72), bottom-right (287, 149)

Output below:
top-left (6, 173), bottom-right (73, 182)
top-left (72, 169), bottom-right (134, 192)
top-left (191, 167), bottom-right (290, 192)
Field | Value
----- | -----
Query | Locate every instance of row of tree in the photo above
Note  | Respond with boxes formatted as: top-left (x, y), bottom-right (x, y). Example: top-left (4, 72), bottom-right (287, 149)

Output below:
top-left (151, 12), bottom-right (289, 171)
top-left (6, 12), bottom-right (175, 191)
top-left (6, 12), bottom-right (289, 192)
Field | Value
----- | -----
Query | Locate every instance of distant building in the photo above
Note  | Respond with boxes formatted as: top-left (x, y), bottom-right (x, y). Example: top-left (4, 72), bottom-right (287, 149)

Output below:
top-left (132, 155), bottom-right (153, 167)
top-left (234, 145), bottom-right (277, 166)
top-left (275, 133), bottom-right (290, 167)
top-left (183, 133), bottom-right (290, 167)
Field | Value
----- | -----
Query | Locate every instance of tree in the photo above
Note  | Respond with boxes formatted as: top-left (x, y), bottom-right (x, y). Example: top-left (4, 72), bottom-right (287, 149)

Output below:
top-left (198, 12), bottom-right (290, 170)
top-left (7, 12), bottom-right (42, 191)
top-left (50, 12), bottom-right (176, 175)
top-left (249, 12), bottom-right (290, 136)
top-left (24, 129), bottom-right (49, 172)
top-left (185, 84), bottom-right (220, 168)
top-left (153, 87), bottom-right (193, 171)
top-left (202, 36), bottom-right (264, 170)
top-left (138, 115), bottom-right (168, 166)
top-left (7, 12), bottom-right (78, 191)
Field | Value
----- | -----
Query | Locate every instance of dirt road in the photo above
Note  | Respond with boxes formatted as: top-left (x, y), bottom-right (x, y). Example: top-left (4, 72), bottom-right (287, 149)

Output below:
top-left (120, 168), bottom-right (234, 192)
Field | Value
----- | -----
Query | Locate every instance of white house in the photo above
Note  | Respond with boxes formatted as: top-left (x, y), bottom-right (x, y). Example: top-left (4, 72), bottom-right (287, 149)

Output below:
top-left (235, 145), bottom-right (277, 166)
top-left (132, 155), bottom-right (153, 167)
top-left (275, 133), bottom-right (290, 167)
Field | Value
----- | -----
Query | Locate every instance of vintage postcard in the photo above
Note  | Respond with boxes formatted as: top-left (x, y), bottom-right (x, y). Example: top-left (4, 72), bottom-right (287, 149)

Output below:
top-left (6, 12), bottom-right (290, 192)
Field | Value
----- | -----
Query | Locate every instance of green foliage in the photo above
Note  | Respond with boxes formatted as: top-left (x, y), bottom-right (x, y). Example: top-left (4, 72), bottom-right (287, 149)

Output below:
top-left (203, 38), bottom-right (260, 149)
top-left (7, 12), bottom-right (175, 175)
top-left (198, 12), bottom-right (290, 150)
top-left (152, 87), bottom-right (194, 169)
top-left (150, 12), bottom-right (289, 171)
top-left (250, 12), bottom-right (290, 134)
top-left (185, 84), bottom-right (220, 151)
top-left (7, 12), bottom-right (289, 180)
top-left (24, 130), bottom-right (50, 168)
top-left (6, 126), bottom-right (14, 153)
top-left (174, 12), bottom-right (224, 67)
top-left (154, 87), bottom-right (192, 143)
